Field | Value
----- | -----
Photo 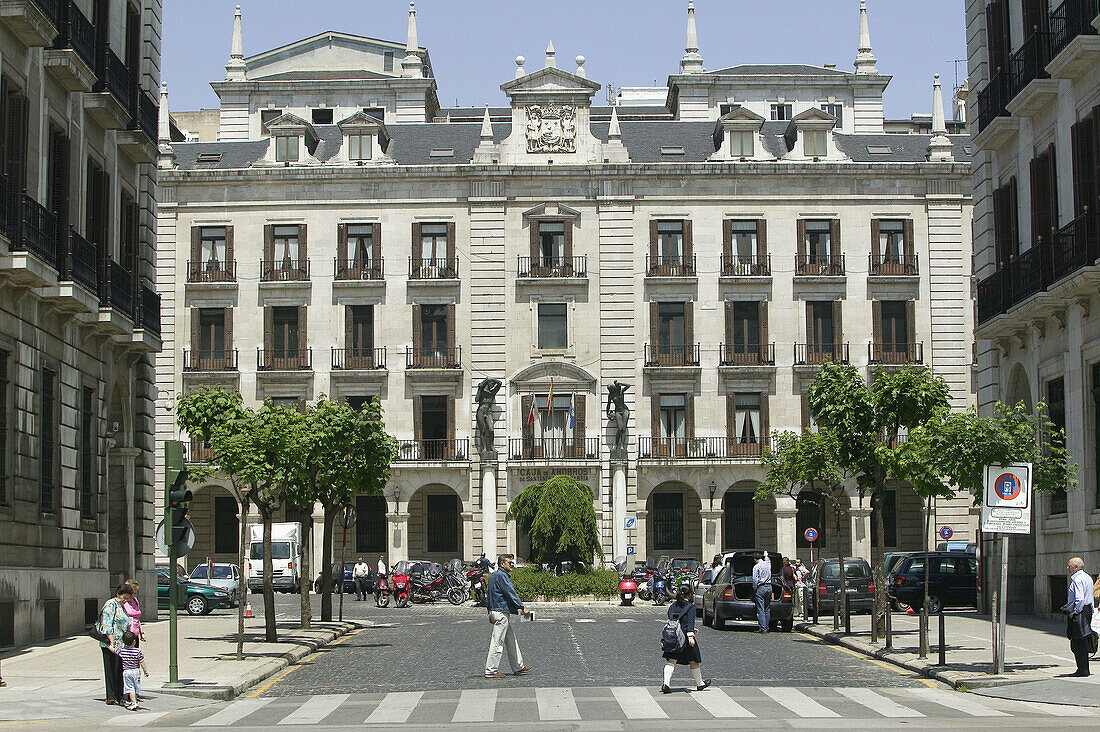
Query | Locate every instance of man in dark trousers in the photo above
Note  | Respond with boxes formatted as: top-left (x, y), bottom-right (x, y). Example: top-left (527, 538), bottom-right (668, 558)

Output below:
top-left (1063, 556), bottom-right (1095, 677)
top-left (484, 554), bottom-right (532, 678)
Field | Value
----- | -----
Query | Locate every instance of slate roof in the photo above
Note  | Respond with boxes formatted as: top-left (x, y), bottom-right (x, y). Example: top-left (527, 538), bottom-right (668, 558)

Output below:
top-left (834, 134), bottom-right (971, 162)
top-left (706, 64), bottom-right (850, 76)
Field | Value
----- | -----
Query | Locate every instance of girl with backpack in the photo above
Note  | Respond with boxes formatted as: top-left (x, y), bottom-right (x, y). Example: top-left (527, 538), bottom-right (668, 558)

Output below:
top-left (660, 585), bottom-right (710, 693)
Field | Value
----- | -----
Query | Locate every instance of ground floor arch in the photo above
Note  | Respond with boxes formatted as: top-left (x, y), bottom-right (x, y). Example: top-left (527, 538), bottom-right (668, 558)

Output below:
top-left (721, 483), bottom-right (775, 552)
top-left (407, 484), bottom-right (465, 564)
top-left (185, 483), bottom-right (241, 571)
top-left (646, 482), bottom-right (703, 561)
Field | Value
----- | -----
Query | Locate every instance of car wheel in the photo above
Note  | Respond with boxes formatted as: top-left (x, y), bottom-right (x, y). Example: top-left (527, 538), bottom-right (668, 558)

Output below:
top-left (780, 619), bottom-right (793, 632)
top-left (396, 595), bottom-right (408, 608)
top-left (926, 594), bottom-right (944, 614)
top-left (186, 595), bottom-right (208, 616)
top-left (715, 613), bottom-right (726, 630)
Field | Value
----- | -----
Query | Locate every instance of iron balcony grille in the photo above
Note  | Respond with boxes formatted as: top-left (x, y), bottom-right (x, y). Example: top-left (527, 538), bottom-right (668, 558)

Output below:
top-left (644, 343), bottom-right (700, 367)
top-left (96, 47), bottom-right (130, 113)
top-left (103, 259), bottom-right (133, 317)
top-left (187, 439), bottom-right (215, 464)
top-left (795, 254), bottom-right (845, 276)
top-left (1009, 245), bottom-right (1046, 303)
top-left (1050, 0), bottom-right (1100, 61)
top-left (30, 0), bottom-right (62, 29)
top-left (51, 0), bottom-right (96, 72)
top-left (646, 254), bottom-right (696, 277)
top-left (187, 259), bottom-right (236, 282)
top-left (868, 342), bottom-right (923, 365)
top-left (638, 436), bottom-right (771, 460)
top-left (517, 255), bottom-right (587, 278)
top-left (1051, 212), bottom-right (1100, 282)
top-left (138, 284), bottom-right (160, 336)
top-left (508, 437), bottom-right (600, 460)
top-left (9, 191), bottom-right (58, 268)
top-left (868, 254), bottom-right (919, 276)
top-left (794, 343), bottom-right (850, 365)
top-left (721, 254), bottom-right (770, 277)
top-left (334, 257), bottom-right (384, 280)
top-left (406, 346), bottom-right (461, 369)
top-left (977, 70), bottom-right (1011, 134)
top-left (976, 269), bottom-right (1008, 324)
top-left (331, 347), bottom-right (386, 370)
top-left (65, 228), bottom-right (97, 293)
top-left (395, 439), bottom-right (469, 461)
top-left (133, 90), bottom-right (158, 145)
top-left (260, 259), bottom-right (309, 281)
top-left (1008, 30), bottom-right (1051, 101)
top-left (719, 343), bottom-right (775, 366)
top-left (257, 348), bottom-right (312, 371)
top-left (408, 257), bottom-right (458, 279)
top-left (183, 349), bottom-right (238, 371)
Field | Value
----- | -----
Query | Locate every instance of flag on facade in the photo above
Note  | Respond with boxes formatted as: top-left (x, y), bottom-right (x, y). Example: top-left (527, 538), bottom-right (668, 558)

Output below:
top-left (527, 396), bottom-right (538, 424)
top-left (568, 393), bottom-right (575, 429)
top-left (546, 378), bottom-right (554, 412)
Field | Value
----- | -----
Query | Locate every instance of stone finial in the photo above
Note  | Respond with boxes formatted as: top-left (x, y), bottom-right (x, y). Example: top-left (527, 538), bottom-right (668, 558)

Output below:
top-left (402, 2), bottom-right (424, 78)
top-left (608, 105), bottom-right (621, 140)
top-left (545, 41), bottom-right (556, 68)
top-left (680, 0), bottom-right (704, 74)
top-left (928, 74), bottom-right (954, 162)
top-left (515, 55), bottom-right (526, 78)
top-left (405, 2), bottom-right (418, 53)
top-left (224, 5), bottom-right (246, 80)
top-left (480, 105), bottom-right (493, 140)
top-left (158, 83), bottom-right (170, 143)
top-left (855, 0), bottom-right (878, 75)
top-left (575, 55), bottom-right (586, 78)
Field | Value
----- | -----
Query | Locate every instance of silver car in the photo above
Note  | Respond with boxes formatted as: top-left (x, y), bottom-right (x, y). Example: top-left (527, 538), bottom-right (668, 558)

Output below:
top-left (693, 566), bottom-right (720, 610)
top-left (188, 563), bottom-right (241, 606)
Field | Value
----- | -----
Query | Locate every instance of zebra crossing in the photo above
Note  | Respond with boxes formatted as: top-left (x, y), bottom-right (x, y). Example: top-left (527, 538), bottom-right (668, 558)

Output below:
top-left (112, 685), bottom-right (1099, 727)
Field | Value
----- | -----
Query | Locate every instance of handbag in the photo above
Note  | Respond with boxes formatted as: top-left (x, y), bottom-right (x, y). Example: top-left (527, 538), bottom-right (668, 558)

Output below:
top-left (88, 600), bottom-right (116, 645)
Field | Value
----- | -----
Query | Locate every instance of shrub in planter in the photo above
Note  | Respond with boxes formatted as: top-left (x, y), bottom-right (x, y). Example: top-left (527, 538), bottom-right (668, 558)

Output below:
top-left (510, 567), bottom-right (620, 601)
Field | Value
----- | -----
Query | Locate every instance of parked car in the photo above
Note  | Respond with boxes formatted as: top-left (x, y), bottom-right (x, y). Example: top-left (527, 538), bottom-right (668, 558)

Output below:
top-left (882, 553), bottom-right (914, 610)
top-left (935, 541), bottom-right (977, 555)
top-left (188, 563), bottom-right (241, 606)
top-left (701, 551), bottom-right (794, 632)
top-left (156, 567), bottom-right (233, 615)
top-left (693, 566), bottom-right (721, 610)
top-left (889, 552), bottom-right (978, 614)
top-left (808, 558), bottom-right (875, 615)
top-left (314, 561), bottom-right (361, 594)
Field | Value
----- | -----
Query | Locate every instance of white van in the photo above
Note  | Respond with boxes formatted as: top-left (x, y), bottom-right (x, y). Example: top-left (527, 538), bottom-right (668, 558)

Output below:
top-left (246, 522), bottom-right (301, 593)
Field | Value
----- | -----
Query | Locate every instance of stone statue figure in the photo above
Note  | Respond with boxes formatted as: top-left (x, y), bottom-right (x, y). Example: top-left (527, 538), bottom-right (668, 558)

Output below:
top-left (607, 381), bottom-right (630, 460)
top-left (475, 377), bottom-right (503, 461)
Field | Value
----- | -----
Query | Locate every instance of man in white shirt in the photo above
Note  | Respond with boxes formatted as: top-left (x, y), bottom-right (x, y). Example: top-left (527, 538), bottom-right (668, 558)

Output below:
top-left (377, 555), bottom-right (387, 577)
top-left (793, 559), bottom-right (809, 619)
top-left (752, 553), bottom-right (773, 633)
top-left (352, 557), bottom-right (371, 601)
top-left (1064, 557), bottom-right (1095, 677)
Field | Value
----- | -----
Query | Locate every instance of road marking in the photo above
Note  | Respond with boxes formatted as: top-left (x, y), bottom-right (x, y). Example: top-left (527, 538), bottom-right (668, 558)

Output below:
top-left (535, 688), bottom-right (580, 720)
top-left (277, 694), bottom-right (348, 725)
top-left (800, 633), bottom-right (921, 678)
top-left (690, 687), bottom-right (754, 718)
top-left (903, 688), bottom-right (1010, 717)
top-left (616, 618), bottom-right (636, 623)
top-left (760, 687), bottom-right (840, 717)
top-left (835, 688), bottom-right (924, 717)
top-left (107, 712), bottom-right (167, 726)
top-left (193, 698), bottom-right (272, 726)
top-left (365, 691), bottom-right (423, 724)
top-left (996, 698), bottom-right (1096, 716)
top-left (575, 618), bottom-right (595, 623)
top-left (248, 628), bottom-right (363, 698)
top-left (452, 689), bottom-right (497, 722)
top-left (610, 687), bottom-right (668, 719)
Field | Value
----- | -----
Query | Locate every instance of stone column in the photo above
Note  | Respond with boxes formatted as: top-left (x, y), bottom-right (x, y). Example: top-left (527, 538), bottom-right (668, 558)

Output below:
top-left (461, 511), bottom-right (475, 562)
top-left (481, 463), bottom-right (498, 559)
top-left (700, 510), bottom-right (723, 562)
top-left (387, 511), bottom-right (409, 563)
top-left (634, 509), bottom-right (648, 563)
top-left (848, 495), bottom-right (872, 561)
top-left (775, 494), bottom-right (798, 561)
top-left (612, 461), bottom-right (628, 559)
top-left (114, 447), bottom-right (141, 581)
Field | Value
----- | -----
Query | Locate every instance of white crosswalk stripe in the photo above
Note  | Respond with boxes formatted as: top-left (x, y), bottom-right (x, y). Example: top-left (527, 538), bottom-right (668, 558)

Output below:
top-left (611, 686), bottom-right (669, 719)
top-left (108, 711), bottom-right (167, 726)
top-left (277, 693), bottom-right (348, 725)
top-left (996, 698), bottom-right (1098, 716)
top-left (760, 687), bottom-right (840, 717)
top-left (835, 688), bottom-right (924, 717)
top-left (193, 699), bottom-right (272, 726)
top-left (364, 691), bottom-right (423, 724)
top-left (690, 687), bottom-right (755, 717)
top-left (535, 687), bottom-right (580, 720)
top-left (904, 688), bottom-right (1011, 717)
top-left (452, 689), bottom-right (497, 722)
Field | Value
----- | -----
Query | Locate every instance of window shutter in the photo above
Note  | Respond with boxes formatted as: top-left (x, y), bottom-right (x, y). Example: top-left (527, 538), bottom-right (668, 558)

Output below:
top-left (872, 300), bottom-right (882, 347)
top-left (870, 219), bottom-right (880, 262)
top-left (190, 226), bottom-right (201, 263)
top-left (650, 394), bottom-right (660, 439)
top-left (649, 219), bottom-right (658, 259)
top-left (521, 395), bottom-right (534, 445)
top-left (337, 222), bottom-right (348, 265)
top-left (263, 224), bottom-right (274, 261)
top-left (345, 305), bottom-right (354, 350)
top-left (297, 224), bottom-right (307, 264)
top-left (829, 219), bottom-right (841, 258)
top-left (413, 395), bottom-right (423, 443)
top-left (684, 393), bottom-right (695, 439)
top-left (225, 225), bottom-right (234, 264)
top-left (1046, 144), bottom-right (1059, 234)
top-left (371, 223), bottom-right (382, 274)
top-left (1073, 121), bottom-right (1086, 216)
top-left (682, 219), bottom-right (693, 264)
top-left (411, 303), bottom-right (422, 354)
top-left (832, 301), bottom-right (843, 347)
top-left (801, 392), bottom-right (811, 432)
top-left (1007, 176), bottom-right (1019, 258)
top-left (224, 307), bottom-right (233, 352)
top-left (905, 300), bottom-right (916, 347)
top-left (724, 300), bottom-right (735, 349)
top-left (445, 221), bottom-right (456, 267)
top-left (123, 200), bottom-right (138, 273)
top-left (650, 301), bottom-right (659, 351)
top-left (49, 130), bottom-right (69, 239)
top-left (805, 301), bottom-right (814, 345)
top-left (5, 93), bottom-right (28, 190)
top-left (758, 300), bottom-right (768, 347)
top-left (903, 219), bottom-right (914, 259)
top-left (297, 306), bottom-right (307, 355)
top-left (530, 222), bottom-right (540, 260)
top-left (684, 301), bottom-right (694, 349)
top-left (1030, 155), bottom-right (1044, 246)
top-left (263, 307), bottom-right (273, 354)
top-left (446, 396), bottom-right (455, 443)
top-left (759, 392), bottom-right (770, 446)
top-left (722, 219), bottom-right (732, 263)
top-left (563, 220), bottom-right (573, 264)
top-left (411, 222), bottom-right (422, 266)
top-left (726, 394), bottom-right (735, 438)
top-left (446, 303), bottom-right (456, 354)
top-left (796, 219), bottom-right (806, 259)
top-left (1092, 106), bottom-right (1100, 209)
top-left (190, 308), bottom-right (200, 351)
top-left (573, 393), bottom-right (585, 443)
top-left (756, 219), bottom-right (767, 261)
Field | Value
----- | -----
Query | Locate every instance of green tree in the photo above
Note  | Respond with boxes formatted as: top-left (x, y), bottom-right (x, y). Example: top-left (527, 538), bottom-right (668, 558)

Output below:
top-left (507, 475), bottom-right (603, 572)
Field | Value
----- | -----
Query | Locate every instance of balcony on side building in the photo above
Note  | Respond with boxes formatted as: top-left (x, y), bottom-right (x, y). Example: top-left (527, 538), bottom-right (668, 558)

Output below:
top-left (260, 258), bottom-right (309, 282)
top-left (719, 343), bottom-right (775, 367)
top-left (136, 284), bottom-right (160, 332)
top-left (1008, 29), bottom-right (1051, 100)
top-left (183, 349), bottom-right (239, 372)
top-left (516, 255), bottom-right (587, 279)
top-left (794, 343), bottom-right (850, 366)
top-left (2, 187), bottom-right (59, 288)
top-left (100, 259), bottom-right (133, 318)
top-left (187, 259), bottom-right (236, 284)
top-left (637, 436), bottom-right (770, 462)
top-left (794, 254), bottom-right (845, 277)
top-left (1049, 0), bottom-right (1100, 70)
top-left (0, 0), bottom-right (61, 47)
top-left (408, 257), bottom-right (458, 280)
top-left (334, 257), bottom-right (383, 281)
top-left (132, 90), bottom-right (158, 146)
top-left (405, 346), bottom-right (461, 370)
top-left (331, 346), bottom-right (386, 370)
top-left (508, 437), bottom-right (600, 461)
top-left (257, 348), bottom-right (312, 371)
top-left (187, 438), bottom-right (215, 464)
top-left (85, 47), bottom-right (131, 130)
top-left (868, 342), bottom-right (923, 365)
top-left (644, 343), bottom-right (700, 367)
top-left (720, 254), bottom-right (770, 278)
top-left (646, 254), bottom-right (696, 277)
top-left (394, 438), bottom-right (469, 462)
top-left (868, 254), bottom-right (919, 277)
top-left (976, 70), bottom-right (1011, 135)
top-left (118, 89), bottom-right (158, 163)
top-left (42, 0), bottom-right (96, 92)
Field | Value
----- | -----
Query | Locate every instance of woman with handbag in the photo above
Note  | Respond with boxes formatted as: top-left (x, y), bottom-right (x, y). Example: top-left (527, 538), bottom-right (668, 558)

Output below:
top-left (660, 585), bottom-right (710, 693)
top-left (96, 583), bottom-right (134, 705)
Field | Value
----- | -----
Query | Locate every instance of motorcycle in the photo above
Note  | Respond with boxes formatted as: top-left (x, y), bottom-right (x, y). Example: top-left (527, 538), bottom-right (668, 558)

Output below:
top-left (391, 569), bottom-right (411, 608)
top-left (411, 565), bottom-right (465, 605)
top-left (467, 569), bottom-right (487, 606)
top-left (619, 575), bottom-right (637, 606)
top-left (651, 572), bottom-right (671, 606)
top-left (374, 573), bottom-right (390, 607)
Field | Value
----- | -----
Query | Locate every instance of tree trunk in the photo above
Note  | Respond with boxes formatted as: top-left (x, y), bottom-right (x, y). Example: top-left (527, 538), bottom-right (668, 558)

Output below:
top-left (830, 490), bottom-right (848, 625)
top-left (236, 494), bottom-right (250, 661)
top-left (298, 506), bottom-right (312, 629)
top-left (261, 506), bottom-right (277, 642)
top-left (320, 503), bottom-right (337, 621)
top-left (871, 485), bottom-right (887, 640)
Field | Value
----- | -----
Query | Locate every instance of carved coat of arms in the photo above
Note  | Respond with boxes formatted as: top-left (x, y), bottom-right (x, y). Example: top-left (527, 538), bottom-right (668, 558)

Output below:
top-left (525, 104), bottom-right (577, 153)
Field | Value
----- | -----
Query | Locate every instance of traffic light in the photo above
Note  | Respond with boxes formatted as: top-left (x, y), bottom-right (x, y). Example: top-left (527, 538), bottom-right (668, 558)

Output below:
top-left (164, 440), bottom-right (191, 544)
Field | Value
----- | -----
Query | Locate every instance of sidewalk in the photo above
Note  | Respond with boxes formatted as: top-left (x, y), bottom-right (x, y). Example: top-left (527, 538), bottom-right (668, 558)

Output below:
top-left (797, 609), bottom-right (1100, 705)
top-left (0, 611), bottom-right (358, 721)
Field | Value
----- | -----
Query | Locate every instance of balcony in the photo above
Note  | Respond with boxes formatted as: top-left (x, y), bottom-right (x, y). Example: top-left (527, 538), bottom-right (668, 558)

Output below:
top-left (187, 259), bottom-right (236, 283)
top-left (868, 342), bottom-right (923, 365)
top-left (37, 227), bottom-right (96, 313)
top-left (516, 255), bottom-right (587, 279)
top-left (331, 347), bottom-right (386, 370)
top-left (183, 349), bottom-right (238, 372)
top-left (637, 436), bottom-right (770, 462)
top-left (720, 254), bottom-right (770, 277)
top-left (101, 259), bottom-right (133, 318)
top-left (719, 343), bottom-right (775, 366)
top-left (1008, 30), bottom-right (1051, 100)
top-left (84, 47), bottom-right (131, 130)
top-left (1009, 245), bottom-right (1046, 304)
top-left (976, 70), bottom-right (1011, 136)
top-left (508, 437), bottom-right (600, 461)
top-left (1052, 212), bottom-right (1100, 281)
top-left (257, 348), bottom-right (312, 371)
top-left (869, 254), bottom-right (918, 277)
top-left (187, 439), bottom-right (215, 465)
top-left (132, 90), bottom-right (158, 146)
top-left (3, 190), bottom-right (58, 279)
top-left (646, 254), bottom-right (696, 277)
top-left (334, 257), bottom-right (383, 281)
top-left (0, 0), bottom-right (61, 47)
top-left (1049, 0), bottom-right (1100, 72)
top-left (644, 343), bottom-right (700, 367)
top-left (794, 254), bottom-right (845, 277)
top-left (62, 228), bottom-right (96, 292)
top-left (135, 284), bottom-right (160, 333)
top-left (395, 438), bottom-right (469, 462)
top-left (406, 346), bottom-right (461, 369)
top-left (793, 343), bottom-right (850, 366)
top-left (260, 258), bottom-right (309, 282)
top-left (43, 0), bottom-right (96, 92)
top-left (408, 257), bottom-right (457, 280)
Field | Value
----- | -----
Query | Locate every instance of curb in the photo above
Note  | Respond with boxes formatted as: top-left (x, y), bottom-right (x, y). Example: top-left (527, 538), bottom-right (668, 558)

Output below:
top-left (154, 621), bottom-right (361, 701)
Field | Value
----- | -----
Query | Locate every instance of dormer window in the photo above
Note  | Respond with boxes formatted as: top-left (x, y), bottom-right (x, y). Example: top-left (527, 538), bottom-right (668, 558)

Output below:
top-left (263, 112), bottom-right (318, 166)
top-left (784, 107), bottom-right (841, 161)
top-left (730, 130), bottom-right (754, 157)
top-left (337, 111), bottom-right (389, 165)
top-left (803, 130), bottom-right (827, 157)
top-left (347, 133), bottom-right (372, 161)
top-left (713, 105), bottom-right (765, 161)
top-left (275, 135), bottom-right (299, 162)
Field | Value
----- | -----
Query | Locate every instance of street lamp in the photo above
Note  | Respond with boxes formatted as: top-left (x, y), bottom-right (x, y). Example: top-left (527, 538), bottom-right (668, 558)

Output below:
top-left (708, 480), bottom-right (717, 511)
top-left (391, 486), bottom-right (401, 513)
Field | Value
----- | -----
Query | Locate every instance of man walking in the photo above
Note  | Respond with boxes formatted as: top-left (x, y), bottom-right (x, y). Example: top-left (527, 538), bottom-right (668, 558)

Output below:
top-left (752, 552), bottom-right (772, 633)
top-left (793, 559), bottom-right (809, 619)
top-left (475, 553), bottom-right (494, 572)
top-left (377, 555), bottom-right (387, 577)
top-left (485, 554), bottom-right (532, 678)
top-left (353, 557), bottom-right (370, 601)
top-left (1063, 556), bottom-right (1094, 677)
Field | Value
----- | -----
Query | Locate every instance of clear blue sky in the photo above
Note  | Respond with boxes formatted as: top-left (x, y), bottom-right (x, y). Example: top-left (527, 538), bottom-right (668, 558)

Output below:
top-left (163, 1), bottom-right (967, 118)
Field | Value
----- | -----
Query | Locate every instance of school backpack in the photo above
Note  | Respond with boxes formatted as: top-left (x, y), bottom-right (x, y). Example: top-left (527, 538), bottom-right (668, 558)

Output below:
top-left (661, 606), bottom-right (687, 653)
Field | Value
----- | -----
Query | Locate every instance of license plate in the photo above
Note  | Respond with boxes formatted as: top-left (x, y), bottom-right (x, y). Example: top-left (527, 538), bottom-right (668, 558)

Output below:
top-left (624, 593), bottom-right (633, 599)
top-left (846, 588), bottom-right (859, 593)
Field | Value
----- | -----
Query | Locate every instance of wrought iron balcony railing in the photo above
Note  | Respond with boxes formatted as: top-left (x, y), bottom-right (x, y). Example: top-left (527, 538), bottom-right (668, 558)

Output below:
top-left (187, 259), bottom-right (236, 282)
top-left (795, 254), bottom-right (845, 276)
top-left (868, 342), bottom-right (923, 365)
top-left (977, 70), bottom-right (1011, 134)
top-left (137, 284), bottom-right (160, 335)
top-left (133, 90), bottom-right (158, 145)
top-left (721, 254), bottom-right (770, 277)
top-left (406, 346), bottom-right (461, 369)
top-left (395, 439), bottom-right (469, 461)
top-left (794, 343), bottom-right (850, 365)
top-left (638, 436), bottom-right (771, 460)
top-left (8, 191), bottom-right (58, 268)
top-left (332, 347), bottom-right (386, 370)
top-left (1050, 0), bottom-right (1099, 61)
top-left (257, 348), bottom-right (312, 371)
top-left (646, 254), bottom-right (696, 277)
top-left (102, 259), bottom-right (133, 317)
top-left (408, 257), bottom-right (457, 279)
top-left (64, 228), bottom-right (97, 293)
top-left (508, 437), bottom-right (600, 460)
top-left (96, 47), bottom-right (130, 113)
top-left (183, 349), bottom-right (238, 372)
top-left (260, 258), bottom-right (309, 281)
top-left (334, 257), bottom-right (383, 280)
top-left (517, 255), bottom-right (587, 278)
top-left (644, 343), bottom-right (700, 367)
top-left (869, 254), bottom-right (918, 276)
top-left (719, 343), bottom-right (775, 366)
top-left (1008, 29), bottom-right (1051, 100)
top-left (51, 0), bottom-right (96, 72)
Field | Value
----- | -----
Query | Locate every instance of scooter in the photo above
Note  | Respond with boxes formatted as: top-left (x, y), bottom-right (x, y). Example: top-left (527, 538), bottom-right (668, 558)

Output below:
top-left (391, 569), bottom-right (411, 608)
top-left (467, 569), bottom-right (487, 606)
top-left (652, 572), bottom-right (670, 606)
top-left (619, 575), bottom-right (637, 606)
top-left (374, 573), bottom-right (390, 608)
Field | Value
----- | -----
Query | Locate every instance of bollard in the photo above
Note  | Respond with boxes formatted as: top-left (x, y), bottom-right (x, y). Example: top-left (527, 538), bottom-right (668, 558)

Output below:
top-left (938, 609), bottom-right (946, 666)
top-left (813, 592), bottom-right (819, 625)
top-left (871, 605), bottom-right (879, 644)
top-left (918, 604), bottom-right (929, 659)
top-left (885, 604), bottom-right (893, 651)
top-left (844, 592), bottom-right (852, 635)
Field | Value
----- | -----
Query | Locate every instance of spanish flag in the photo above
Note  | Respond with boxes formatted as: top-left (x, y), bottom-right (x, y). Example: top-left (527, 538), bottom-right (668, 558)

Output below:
top-left (546, 377), bottom-right (554, 412)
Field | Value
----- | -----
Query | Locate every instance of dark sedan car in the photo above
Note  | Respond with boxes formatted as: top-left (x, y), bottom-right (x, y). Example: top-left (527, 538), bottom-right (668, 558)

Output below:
top-left (314, 561), bottom-right (363, 594)
top-left (156, 567), bottom-right (233, 615)
top-left (808, 558), bottom-right (875, 614)
top-left (701, 551), bottom-right (794, 632)
top-left (889, 552), bottom-right (977, 614)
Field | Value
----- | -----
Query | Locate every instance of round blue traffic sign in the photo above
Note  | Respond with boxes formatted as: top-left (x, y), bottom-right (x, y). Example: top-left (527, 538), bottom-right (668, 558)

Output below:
top-left (939, 526), bottom-right (953, 540)
top-left (804, 527), bottom-right (818, 543)
top-left (994, 472), bottom-right (1022, 501)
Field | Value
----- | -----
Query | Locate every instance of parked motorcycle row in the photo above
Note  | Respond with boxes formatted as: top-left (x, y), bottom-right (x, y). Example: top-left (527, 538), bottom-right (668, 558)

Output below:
top-left (617, 557), bottom-right (703, 607)
top-left (373, 559), bottom-right (489, 609)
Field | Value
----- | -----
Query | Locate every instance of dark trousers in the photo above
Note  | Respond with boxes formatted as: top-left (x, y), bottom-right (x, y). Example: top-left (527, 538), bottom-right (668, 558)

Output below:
top-left (1070, 637), bottom-right (1091, 675)
top-left (355, 577), bottom-right (368, 601)
top-left (754, 585), bottom-right (772, 631)
top-left (101, 647), bottom-right (123, 702)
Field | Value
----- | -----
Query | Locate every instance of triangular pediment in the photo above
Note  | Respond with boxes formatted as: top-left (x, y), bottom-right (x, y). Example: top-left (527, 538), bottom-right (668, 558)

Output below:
top-left (521, 202), bottom-right (581, 222)
top-left (244, 31), bottom-right (426, 82)
top-left (789, 107), bottom-right (837, 125)
top-left (501, 66), bottom-right (602, 95)
top-left (718, 106), bottom-right (766, 124)
top-left (337, 111), bottom-right (386, 129)
top-left (266, 112), bottom-right (312, 129)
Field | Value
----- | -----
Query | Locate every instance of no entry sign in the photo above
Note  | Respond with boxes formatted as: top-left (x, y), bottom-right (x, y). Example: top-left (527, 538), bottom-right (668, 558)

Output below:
top-left (939, 526), bottom-right (953, 540)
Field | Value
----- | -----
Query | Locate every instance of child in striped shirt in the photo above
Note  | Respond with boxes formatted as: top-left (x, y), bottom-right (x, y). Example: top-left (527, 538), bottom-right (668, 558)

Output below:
top-left (118, 631), bottom-right (148, 711)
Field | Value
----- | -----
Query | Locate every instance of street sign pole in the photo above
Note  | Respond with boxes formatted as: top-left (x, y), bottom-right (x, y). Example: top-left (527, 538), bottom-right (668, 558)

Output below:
top-left (164, 440), bottom-right (184, 687)
top-left (995, 533), bottom-right (1008, 674)
top-left (982, 464), bottom-right (1032, 676)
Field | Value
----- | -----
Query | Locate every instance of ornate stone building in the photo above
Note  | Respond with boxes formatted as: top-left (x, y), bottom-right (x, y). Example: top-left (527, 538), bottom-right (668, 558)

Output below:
top-left (0, 0), bottom-right (162, 648)
top-left (157, 2), bottom-right (974, 572)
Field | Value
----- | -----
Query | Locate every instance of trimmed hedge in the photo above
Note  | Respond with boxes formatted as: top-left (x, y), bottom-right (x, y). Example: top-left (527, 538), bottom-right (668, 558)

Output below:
top-left (509, 568), bottom-right (620, 601)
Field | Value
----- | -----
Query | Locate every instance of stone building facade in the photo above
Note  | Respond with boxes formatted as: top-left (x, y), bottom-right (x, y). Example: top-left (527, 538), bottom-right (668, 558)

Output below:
top-left (0, 0), bottom-right (162, 648)
top-left (157, 3), bottom-right (975, 573)
top-left (969, 0), bottom-right (1100, 615)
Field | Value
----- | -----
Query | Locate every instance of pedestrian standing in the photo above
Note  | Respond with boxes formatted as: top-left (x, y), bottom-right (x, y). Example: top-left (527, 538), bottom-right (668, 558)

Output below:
top-left (475, 552), bottom-right (494, 572)
top-left (484, 554), bottom-right (532, 679)
top-left (752, 553), bottom-right (772, 633)
top-left (353, 557), bottom-right (370, 601)
top-left (794, 559), bottom-right (809, 619)
top-left (1061, 557), bottom-right (1094, 677)
top-left (97, 583), bottom-right (134, 706)
top-left (710, 554), bottom-right (722, 570)
top-left (782, 557), bottom-right (796, 606)
top-left (1093, 574), bottom-right (1100, 660)
top-left (660, 585), bottom-right (710, 693)
top-left (377, 555), bottom-right (387, 577)
top-left (122, 579), bottom-right (145, 648)
top-left (118, 631), bottom-right (148, 711)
